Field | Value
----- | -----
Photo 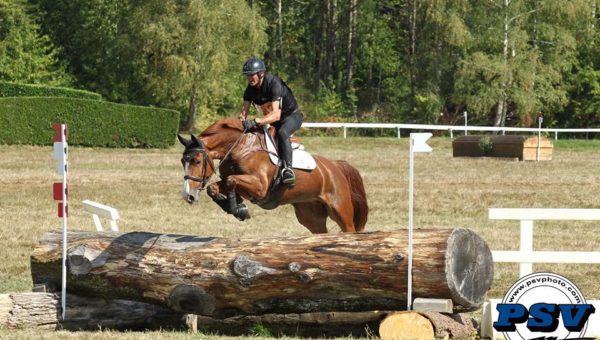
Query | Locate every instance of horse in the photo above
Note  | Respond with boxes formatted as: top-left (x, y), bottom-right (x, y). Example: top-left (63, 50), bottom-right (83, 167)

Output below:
top-left (177, 117), bottom-right (368, 234)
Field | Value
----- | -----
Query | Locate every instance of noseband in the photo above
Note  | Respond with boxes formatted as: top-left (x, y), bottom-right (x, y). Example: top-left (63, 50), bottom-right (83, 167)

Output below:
top-left (182, 144), bottom-right (215, 190)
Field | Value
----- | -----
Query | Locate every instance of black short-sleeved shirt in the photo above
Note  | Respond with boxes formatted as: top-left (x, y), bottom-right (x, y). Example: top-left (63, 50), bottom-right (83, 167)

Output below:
top-left (243, 73), bottom-right (299, 118)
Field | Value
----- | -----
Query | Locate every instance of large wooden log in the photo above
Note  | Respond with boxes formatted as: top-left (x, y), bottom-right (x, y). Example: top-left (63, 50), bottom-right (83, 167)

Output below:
top-left (31, 228), bottom-right (493, 317)
top-left (0, 292), bottom-right (184, 330)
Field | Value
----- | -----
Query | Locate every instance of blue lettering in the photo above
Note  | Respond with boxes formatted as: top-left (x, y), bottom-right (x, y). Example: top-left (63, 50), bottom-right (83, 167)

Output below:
top-left (560, 304), bottom-right (596, 332)
top-left (494, 304), bottom-right (528, 332)
top-left (527, 303), bottom-right (559, 332)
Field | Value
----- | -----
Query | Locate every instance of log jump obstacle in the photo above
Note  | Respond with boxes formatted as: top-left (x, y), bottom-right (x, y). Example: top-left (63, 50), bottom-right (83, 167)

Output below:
top-left (25, 228), bottom-right (493, 336)
top-left (31, 228), bottom-right (492, 316)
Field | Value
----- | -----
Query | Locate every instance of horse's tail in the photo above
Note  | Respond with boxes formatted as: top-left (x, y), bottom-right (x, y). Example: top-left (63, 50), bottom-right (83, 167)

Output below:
top-left (335, 160), bottom-right (368, 231)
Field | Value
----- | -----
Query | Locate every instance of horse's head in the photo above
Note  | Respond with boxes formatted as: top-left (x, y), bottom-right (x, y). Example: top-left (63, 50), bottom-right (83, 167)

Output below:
top-left (177, 134), bottom-right (216, 204)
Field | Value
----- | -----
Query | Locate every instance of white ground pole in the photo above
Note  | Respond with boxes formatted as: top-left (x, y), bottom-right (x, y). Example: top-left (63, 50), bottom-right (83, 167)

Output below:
top-left (407, 133), bottom-right (432, 310)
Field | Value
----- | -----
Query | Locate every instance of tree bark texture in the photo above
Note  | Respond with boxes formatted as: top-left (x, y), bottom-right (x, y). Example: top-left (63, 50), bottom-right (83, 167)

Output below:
top-left (31, 228), bottom-right (493, 317)
top-left (0, 292), bottom-right (184, 330)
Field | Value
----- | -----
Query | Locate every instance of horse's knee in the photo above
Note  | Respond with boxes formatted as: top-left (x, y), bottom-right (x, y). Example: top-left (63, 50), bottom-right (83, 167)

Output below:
top-left (207, 183), bottom-right (225, 199)
top-left (210, 190), bottom-right (229, 213)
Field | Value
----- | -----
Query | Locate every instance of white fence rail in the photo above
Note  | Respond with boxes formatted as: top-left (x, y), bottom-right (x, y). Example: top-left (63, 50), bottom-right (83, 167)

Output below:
top-left (481, 208), bottom-right (600, 339)
top-left (301, 122), bottom-right (600, 139)
top-left (488, 208), bottom-right (600, 277)
top-left (82, 200), bottom-right (119, 232)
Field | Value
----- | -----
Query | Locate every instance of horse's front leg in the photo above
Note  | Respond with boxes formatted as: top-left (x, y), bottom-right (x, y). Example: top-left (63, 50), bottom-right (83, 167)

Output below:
top-left (206, 177), bottom-right (257, 221)
top-left (226, 174), bottom-right (269, 202)
top-left (206, 180), bottom-right (236, 214)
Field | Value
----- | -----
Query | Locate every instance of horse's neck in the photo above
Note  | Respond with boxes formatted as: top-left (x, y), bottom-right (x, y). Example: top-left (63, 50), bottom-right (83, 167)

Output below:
top-left (203, 130), bottom-right (261, 159)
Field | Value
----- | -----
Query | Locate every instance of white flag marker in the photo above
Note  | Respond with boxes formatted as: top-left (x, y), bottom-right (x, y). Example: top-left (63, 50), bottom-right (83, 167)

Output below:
top-left (411, 132), bottom-right (433, 153)
top-left (407, 133), bottom-right (432, 310)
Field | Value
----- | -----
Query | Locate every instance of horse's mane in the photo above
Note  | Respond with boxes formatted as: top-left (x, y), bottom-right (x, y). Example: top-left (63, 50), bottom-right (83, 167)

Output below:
top-left (200, 117), bottom-right (244, 137)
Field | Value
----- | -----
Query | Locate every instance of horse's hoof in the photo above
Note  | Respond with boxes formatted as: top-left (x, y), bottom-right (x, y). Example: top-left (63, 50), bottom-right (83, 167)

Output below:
top-left (233, 204), bottom-right (250, 221)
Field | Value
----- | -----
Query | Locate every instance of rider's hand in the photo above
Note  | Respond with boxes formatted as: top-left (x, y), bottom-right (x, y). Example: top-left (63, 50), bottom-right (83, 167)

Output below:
top-left (238, 114), bottom-right (246, 121)
top-left (242, 119), bottom-right (258, 131)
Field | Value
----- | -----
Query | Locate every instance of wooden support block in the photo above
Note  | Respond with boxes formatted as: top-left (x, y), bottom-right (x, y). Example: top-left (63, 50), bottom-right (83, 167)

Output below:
top-left (184, 314), bottom-right (198, 333)
top-left (412, 298), bottom-right (453, 313)
top-left (31, 283), bottom-right (47, 293)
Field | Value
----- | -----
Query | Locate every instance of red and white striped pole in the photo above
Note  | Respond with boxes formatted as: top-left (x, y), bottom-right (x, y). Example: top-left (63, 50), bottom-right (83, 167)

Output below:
top-left (52, 123), bottom-right (68, 320)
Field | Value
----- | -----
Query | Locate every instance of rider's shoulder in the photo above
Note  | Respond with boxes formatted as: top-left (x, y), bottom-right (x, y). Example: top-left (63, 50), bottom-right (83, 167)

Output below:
top-left (264, 73), bottom-right (278, 82)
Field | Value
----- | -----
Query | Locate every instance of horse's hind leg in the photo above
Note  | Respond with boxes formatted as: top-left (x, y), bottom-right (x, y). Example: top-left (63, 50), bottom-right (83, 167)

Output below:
top-left (326, 198), bottom-right (356, 233)
top-left (292, 202), bottom-right (328, 234)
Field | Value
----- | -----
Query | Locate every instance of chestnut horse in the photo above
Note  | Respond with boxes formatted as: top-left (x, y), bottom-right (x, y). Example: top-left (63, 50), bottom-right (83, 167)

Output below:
top-left (177, 117), bottom-right (368, 233)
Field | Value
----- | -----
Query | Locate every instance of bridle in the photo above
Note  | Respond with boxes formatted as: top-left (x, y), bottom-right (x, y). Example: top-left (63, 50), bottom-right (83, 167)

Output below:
top-left (181, 129), bottom-right (248, 191)
top-left (182, 141), bottom-right (216, 191)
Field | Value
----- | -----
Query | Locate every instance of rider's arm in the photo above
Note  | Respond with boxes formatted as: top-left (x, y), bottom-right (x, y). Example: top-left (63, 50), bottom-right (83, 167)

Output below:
top-left (256, 99), bottom-right (281, 125)
top-left (239, 101), bottom-right (251, 120)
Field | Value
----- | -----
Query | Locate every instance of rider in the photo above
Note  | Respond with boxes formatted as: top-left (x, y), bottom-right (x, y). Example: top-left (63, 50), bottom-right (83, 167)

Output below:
top-left (238, 57), bottom-right (304, 188)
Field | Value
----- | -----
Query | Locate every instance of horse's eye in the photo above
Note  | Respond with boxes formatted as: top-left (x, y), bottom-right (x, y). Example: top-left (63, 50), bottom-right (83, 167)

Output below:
top-left (194, 160), bottom-right (202, 165)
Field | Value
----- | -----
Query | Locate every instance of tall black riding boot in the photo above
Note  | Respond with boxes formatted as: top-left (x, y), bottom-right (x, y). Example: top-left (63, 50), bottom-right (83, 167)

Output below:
top-left (281, 161), bottom-right (295, 188)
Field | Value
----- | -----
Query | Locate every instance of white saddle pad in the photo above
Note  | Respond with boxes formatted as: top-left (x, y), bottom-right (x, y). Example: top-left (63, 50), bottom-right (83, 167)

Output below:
top-left (263, 126), bottom-right (316, 170)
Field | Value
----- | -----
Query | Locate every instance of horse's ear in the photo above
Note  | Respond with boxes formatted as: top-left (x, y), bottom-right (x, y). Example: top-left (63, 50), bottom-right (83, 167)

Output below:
top-left (190, 134), bottom-right (203, 148)
top-left (177, 134), bottom-right (191, 147)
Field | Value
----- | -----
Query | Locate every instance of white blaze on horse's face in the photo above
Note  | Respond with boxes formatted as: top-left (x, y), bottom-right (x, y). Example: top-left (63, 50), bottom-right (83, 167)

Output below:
top-left (181, 162), bottom-right (200, 204)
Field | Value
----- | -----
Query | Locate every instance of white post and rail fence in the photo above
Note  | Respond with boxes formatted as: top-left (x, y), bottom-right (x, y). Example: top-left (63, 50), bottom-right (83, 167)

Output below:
top-left (301, 122), bottom-right (600, 140)
top-left (481, 208), bottom-right (600, 339)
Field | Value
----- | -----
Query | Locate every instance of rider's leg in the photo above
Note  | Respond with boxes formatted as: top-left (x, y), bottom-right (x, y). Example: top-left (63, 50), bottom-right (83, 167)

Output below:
top-left (276, 112), bottom-right (303, 186)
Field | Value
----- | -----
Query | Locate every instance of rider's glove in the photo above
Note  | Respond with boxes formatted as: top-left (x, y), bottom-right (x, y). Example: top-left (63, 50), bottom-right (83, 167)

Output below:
top-left (243, 119), bottom-right (258, 131)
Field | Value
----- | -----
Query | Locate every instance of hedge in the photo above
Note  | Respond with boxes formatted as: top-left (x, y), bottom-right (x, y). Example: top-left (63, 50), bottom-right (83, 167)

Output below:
top-left (0, 82), bottom-right (102, 100)
top-left (0, 97), bottom-right (179, 148)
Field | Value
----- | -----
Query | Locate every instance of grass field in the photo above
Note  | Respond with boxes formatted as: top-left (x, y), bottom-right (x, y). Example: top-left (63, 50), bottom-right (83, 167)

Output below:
top-left (1, 136), bottom-right (600, 338)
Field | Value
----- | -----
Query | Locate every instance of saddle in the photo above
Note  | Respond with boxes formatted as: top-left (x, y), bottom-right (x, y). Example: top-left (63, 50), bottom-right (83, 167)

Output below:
top-left (262, 126), bottom-right (316, 170)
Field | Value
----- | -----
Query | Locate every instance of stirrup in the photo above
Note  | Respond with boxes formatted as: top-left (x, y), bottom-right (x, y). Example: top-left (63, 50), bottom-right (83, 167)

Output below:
top-left (281, 167), bottom-right (295, 187)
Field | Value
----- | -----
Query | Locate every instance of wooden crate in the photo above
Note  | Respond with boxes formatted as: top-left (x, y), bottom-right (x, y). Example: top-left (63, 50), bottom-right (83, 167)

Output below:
top-left (452, 135), bottom-right (553, 161)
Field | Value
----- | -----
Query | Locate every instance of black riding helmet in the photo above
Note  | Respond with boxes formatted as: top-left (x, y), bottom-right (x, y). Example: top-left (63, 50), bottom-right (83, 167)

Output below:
top-left (242, 57), bottom-right (266, 75)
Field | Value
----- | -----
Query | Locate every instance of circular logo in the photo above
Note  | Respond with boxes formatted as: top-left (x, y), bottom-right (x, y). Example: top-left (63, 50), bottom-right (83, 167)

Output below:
top-left (499, 272), bottom-right (590, 340)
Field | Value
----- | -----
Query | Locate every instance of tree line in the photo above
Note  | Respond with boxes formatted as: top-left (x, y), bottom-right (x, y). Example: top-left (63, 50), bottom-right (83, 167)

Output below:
top-left (1, 0), bottom-right (598, 131)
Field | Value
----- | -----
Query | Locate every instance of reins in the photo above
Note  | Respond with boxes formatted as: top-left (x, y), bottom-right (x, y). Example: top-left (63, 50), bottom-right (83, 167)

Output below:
top-left (220, 127), bottom-right (249, 165)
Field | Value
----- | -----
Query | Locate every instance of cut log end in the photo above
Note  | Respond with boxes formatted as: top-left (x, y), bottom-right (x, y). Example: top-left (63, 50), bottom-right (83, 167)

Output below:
top-left (445, 228), bottom-right (494, 310)
top-left (379, 312), bottom-right (434, 340)
top-left (379, 311), bottom-right (478, 340)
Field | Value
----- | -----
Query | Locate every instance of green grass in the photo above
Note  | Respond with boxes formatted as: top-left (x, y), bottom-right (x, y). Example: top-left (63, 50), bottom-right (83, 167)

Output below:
top-left (1, 136), bottom-right (599, 338)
